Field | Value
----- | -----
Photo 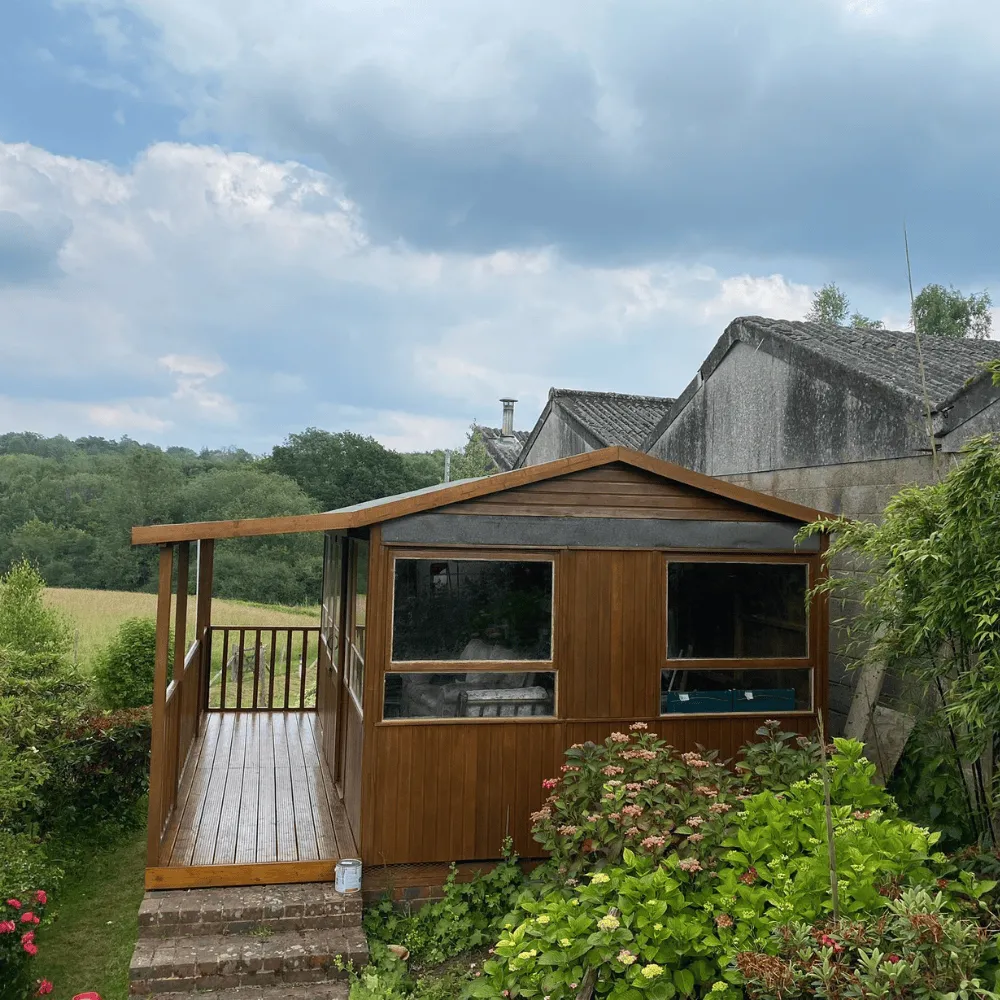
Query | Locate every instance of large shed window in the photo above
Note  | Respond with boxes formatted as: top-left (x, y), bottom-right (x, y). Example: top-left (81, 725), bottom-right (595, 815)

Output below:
top-left (321, 535), bottom-right (344, 671)
top-left (384, 671), bottom-right (556, 719)
top-left (667, 561), bottom-right (808, 660)
top-left (661, 668), bottom-right (812, 715)
top-left (346, 539), bottom-right (368, 706)
top-left (391, 558), bottom-right (553, 662)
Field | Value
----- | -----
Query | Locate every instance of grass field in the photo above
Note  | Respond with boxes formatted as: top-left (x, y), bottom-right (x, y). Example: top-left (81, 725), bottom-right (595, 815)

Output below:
top-left (36, 823), bottom-right (147, 1000)
top-left (45, 587), bottom-right (320, 672)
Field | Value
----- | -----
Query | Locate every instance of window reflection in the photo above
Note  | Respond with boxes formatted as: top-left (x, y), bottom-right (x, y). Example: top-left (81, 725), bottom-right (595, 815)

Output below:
top-left (384, 671), bottom-right (556, 719)
top-left (392, 559), bottom-right (553, 661)
top-left (668, 562), bottom-right (808, 659)
top-left (660, 668), bottom-right (811, 714)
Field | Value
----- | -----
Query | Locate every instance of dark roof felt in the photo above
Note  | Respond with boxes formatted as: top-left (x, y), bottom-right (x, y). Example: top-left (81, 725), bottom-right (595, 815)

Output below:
top-left (733, 317), bottom-right (1000, 405)
top-left (477, 426), bottom-right (531, 472)
top-left (551, 388), bottom-right (676, 450)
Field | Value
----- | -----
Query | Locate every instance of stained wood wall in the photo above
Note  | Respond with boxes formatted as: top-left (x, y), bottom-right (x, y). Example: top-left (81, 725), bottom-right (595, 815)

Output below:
top-left (358, 462), bottom-right (828, 867)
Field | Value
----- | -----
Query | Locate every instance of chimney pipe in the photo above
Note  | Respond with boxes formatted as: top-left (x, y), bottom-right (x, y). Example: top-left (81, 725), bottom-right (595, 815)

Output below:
top-left (500, 398), bottom-right (516, 437)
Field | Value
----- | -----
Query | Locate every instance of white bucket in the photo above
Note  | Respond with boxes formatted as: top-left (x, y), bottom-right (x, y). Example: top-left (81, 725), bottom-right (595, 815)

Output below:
top-left (335, 858), bottom-right (362, 894)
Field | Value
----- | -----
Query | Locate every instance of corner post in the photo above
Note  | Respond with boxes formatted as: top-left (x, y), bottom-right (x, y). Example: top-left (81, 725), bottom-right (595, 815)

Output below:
top-left (146, 544), bottom-right (174, 869)
top-left (196, 539), bottom-right (215, 716)
top-left (173, 542), bottom-right (190, 683)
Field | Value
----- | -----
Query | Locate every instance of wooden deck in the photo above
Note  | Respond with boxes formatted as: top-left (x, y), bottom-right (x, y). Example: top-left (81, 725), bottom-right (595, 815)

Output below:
top-left (148, 711), bottom-right (357, 889)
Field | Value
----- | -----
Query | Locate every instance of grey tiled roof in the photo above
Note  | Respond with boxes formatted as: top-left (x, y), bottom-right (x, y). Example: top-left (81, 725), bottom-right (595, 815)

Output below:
top-left (735, 317), bottom-right (1000, 405)
top-left (477, 426), bottom-right (531, 472)
top-left (552, 388), bottom-right (676, 450)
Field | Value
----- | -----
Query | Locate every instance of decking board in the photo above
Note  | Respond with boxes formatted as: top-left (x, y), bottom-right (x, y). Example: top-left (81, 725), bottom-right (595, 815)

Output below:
top-left (162, 711), bottom-right (356, 871)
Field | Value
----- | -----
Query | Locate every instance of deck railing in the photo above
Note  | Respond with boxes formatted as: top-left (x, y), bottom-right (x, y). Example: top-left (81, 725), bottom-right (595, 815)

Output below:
top-left (205, 626), bottom-right (321, 711)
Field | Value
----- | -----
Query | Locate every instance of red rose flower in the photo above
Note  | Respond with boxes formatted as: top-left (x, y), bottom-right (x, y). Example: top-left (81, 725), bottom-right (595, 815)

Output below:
top-left (34, 891), bottom-right (47, 906)
top-left (886, 954), bottom-right (901, 964)
top-left (37, 981), bottom-right (53, 996)
top-left (6, 899), bottom-right (21, 909)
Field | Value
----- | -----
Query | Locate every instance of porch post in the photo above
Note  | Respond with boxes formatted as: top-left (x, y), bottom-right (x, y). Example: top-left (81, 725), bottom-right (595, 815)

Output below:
top-left (146, 544), bottom-right (174, 868)
top-left (173, 542), bottom-right (190, 683)
top-left (195, 539), bottom-right (215, 717)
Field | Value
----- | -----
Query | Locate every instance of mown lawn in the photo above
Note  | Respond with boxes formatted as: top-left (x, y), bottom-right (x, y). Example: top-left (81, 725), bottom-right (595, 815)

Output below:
top-left (35, 824), bottom-right (148, 1000)
top-left (45, 587), bottom-right (320, 673)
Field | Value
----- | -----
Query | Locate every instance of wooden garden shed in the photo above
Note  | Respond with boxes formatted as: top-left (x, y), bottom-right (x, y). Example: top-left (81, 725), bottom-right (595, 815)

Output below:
top-left (132, 446), bottom-right (830, 892)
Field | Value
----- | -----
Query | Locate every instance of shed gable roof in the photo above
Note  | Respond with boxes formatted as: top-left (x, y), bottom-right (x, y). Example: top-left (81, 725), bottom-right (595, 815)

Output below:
top-left (132, 446), bottom-right (832, 544)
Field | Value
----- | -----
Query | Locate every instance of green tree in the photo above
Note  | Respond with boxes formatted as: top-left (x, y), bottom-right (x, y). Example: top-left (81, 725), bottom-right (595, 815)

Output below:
top-left (912, 283), bottom-right (993, 340)
top-left (800, 434), bottom-right (1000, 843)
top-left (451, 426), bottom-right (495, 479)
top-left (0, 560), bottom-right (70, 656)
top-left (806, 283), bottom-right (850, 325)
top-left (268, 428), bottom-right (430, 510)
top-left (806, 283), bottom-right (883, 329)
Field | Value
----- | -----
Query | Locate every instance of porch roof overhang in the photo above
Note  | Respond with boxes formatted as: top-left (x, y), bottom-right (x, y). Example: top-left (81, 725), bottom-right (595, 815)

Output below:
top-left (131, 446), bottom-right (836, 545)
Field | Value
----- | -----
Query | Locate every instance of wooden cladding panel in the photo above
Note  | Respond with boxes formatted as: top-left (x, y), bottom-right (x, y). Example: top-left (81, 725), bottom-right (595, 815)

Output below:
top-left (368, 716), bottom-right (813, 865)
top-left (443, 463), bottom-right (783, 521)
top-left (557, 549), bottom-right (664, 721)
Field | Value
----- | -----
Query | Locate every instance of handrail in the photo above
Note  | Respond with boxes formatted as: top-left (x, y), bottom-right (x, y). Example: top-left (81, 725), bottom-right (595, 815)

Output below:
top-left (205, 625), bottom-right (321, 711)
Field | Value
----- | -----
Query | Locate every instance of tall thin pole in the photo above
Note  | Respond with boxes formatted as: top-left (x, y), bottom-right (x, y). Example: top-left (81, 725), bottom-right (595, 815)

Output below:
top-left (905, 224), bottom-right (939, 479)
top-left (444, 449), bottom-right (451, 483)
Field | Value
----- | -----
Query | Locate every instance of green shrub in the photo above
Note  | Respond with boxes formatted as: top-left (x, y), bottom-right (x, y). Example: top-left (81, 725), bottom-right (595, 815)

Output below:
top-left (736, 720), bottom-right (824, 794)
top-left (0, 560), bottom-right (70, 657)
top-left (365, 844), bottom-right (525, 967)
top-left (738, 887), bottom-right (996, 1000)
top-left (94, 617), bottom-right (168, 709)
top-left (473, 738), bottom-right (994, 999)
top-left (42, 708), bottom-right (151, 830)
top-left (0, 830), bottom-right (59, 902)
top-left (529, 724), bottom-right (743, 877)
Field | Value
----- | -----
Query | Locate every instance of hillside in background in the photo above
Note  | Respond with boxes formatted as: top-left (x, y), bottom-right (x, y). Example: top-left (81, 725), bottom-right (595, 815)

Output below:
top-left (0, 427), bottom-right (491, 606)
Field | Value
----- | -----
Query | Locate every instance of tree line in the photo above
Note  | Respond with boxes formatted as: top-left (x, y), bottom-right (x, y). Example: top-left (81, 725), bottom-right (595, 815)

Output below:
top-left (0, 427), bottom-right (493, 607)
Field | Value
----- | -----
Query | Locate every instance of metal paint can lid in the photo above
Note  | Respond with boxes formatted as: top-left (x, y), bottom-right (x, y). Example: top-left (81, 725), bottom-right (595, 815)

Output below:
top-left (335, 858), bottom-right (362, 894)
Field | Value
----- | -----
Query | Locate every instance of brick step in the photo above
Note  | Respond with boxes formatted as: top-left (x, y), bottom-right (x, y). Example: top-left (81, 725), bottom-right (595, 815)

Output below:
top-left (152, 984), bottom-right (349, 1000)
top-left (129, 927), bottom-right (368, 994)
top-left (138, 884), bottom-right (362, 939)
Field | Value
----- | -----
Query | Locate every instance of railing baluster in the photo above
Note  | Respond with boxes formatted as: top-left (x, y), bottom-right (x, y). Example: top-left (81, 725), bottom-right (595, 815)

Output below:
top-left (283, 630), bottom-right (293, 710)
top-left (268, 628), bottom-right (277, 710)
top-left (252, 628), bottom-right (262, 709)
top-left (219, 628), bottom-right (230, 710)
top-left (236, 628), bottom-right (247, 710)
top-left (299, 629), bottom-right (309, 709)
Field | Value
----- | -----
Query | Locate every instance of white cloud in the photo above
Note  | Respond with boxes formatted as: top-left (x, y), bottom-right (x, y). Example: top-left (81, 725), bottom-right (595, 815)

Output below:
top-left (159, 354), bottom-right (225, 377)
top-left (87, 402), bottom-right (170, 431)
top-left (0, 137), bottom-right (933, 450)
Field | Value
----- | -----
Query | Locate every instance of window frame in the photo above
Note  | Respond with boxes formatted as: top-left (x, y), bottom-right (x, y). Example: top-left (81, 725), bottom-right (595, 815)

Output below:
top-left (345, 537), bottom-right (368, 714)
top-left (382, 669), bottom-right (559, 722)
top-left (661, 552), bottom-right (817, 719)
top-left (382, 548), bottom-right (558, 724)
top-left (388, 549), bottom-right (557, 669)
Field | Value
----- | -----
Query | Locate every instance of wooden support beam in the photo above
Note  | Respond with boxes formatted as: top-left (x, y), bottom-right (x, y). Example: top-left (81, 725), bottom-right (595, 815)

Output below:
top-left (173, 541), bottom-right (190, 683)
top-left (195, 539), bottom-right (215, 728)
top-left (146, 544), bottom-right (174, 868)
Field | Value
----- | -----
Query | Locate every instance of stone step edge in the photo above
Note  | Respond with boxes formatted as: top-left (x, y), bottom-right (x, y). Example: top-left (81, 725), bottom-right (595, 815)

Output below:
top-left (148, 984), bottom-right (349, 1000)
top-left (138, 891), bottom-right (362, 932)
top-left (138, 913), bottom-right (361, 940)
top-left (129, 928), bottom-right (368, 983)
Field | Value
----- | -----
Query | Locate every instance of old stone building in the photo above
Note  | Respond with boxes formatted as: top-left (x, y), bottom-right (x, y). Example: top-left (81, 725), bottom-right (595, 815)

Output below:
top-left (513, 316), bottom-right (1000, 745)
top-left (516, 388), bottom-right (676, 468)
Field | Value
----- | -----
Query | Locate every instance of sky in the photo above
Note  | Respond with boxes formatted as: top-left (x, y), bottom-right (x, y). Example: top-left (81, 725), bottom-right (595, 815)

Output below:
top-left (1, 0), bottom-right (998, 454)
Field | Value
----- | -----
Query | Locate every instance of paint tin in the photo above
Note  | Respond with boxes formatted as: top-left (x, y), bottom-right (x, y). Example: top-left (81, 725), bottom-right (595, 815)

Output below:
top-left (335, 858), bottom-right (362, 894)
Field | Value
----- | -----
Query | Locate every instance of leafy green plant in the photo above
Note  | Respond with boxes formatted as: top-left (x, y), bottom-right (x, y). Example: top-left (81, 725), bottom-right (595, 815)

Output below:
top-left (738, 887), bottom-right (997, 1000)
top-left (0, 561), bottom-right (70, 657)
top-left (93, 617), bottom-right (168, 710)
top-left (364, 842), bottom-right (525, 967)
top-left (530, 724), bottom-right (743, 876)
top-left (41, 708), bottom-right (151, 830)
top-left (737, 720), bottom-right (824, 794)
top-left (799, 434), bottom-right (1000, 846)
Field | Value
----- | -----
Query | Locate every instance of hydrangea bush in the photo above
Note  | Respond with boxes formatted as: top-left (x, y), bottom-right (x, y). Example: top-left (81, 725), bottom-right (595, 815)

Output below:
top-left (529, 724), bottom-right (744, 876)
top-left (468, 728), bottom-right (998, 999)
